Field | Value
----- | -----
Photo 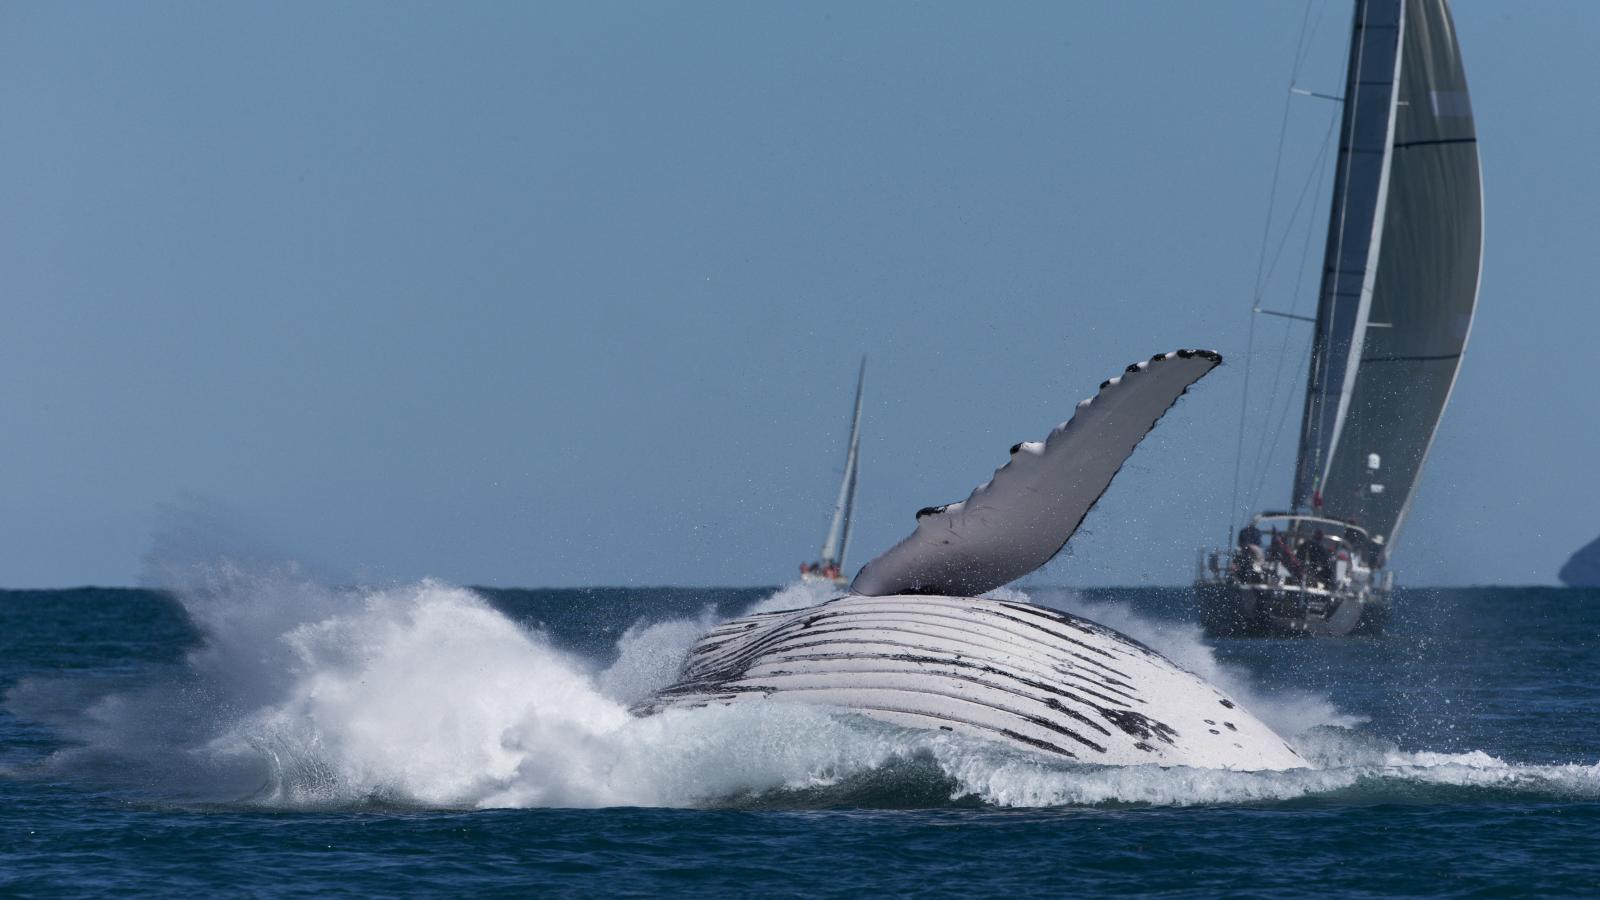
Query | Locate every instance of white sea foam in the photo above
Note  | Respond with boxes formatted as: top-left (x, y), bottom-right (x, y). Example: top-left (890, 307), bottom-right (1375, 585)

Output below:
top-left (597, 611), bottom-right (720, 706)
top-left (930, 741), bottom-right (1600, 807)
top-left (176, 570), bottom-right (926, 808)
top-left (745, 578), bottom-right (846, 615)
top-left (20, 568), bottom-right (1598, 810)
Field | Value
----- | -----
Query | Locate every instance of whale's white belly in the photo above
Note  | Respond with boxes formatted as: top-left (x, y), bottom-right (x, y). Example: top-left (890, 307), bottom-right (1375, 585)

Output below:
top-left (637, 594), bottom-right (1306, 771)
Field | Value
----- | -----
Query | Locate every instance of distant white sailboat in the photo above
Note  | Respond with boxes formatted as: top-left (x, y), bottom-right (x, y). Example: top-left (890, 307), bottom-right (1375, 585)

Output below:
top-left (1198, 0), bottom-right (1483, 637)
top-left (801, 358), bottom-right (864, 587)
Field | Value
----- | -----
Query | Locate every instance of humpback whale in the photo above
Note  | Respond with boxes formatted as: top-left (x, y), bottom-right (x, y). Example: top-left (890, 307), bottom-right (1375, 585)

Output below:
top-left (638, 350), bottom-right (1307, 771)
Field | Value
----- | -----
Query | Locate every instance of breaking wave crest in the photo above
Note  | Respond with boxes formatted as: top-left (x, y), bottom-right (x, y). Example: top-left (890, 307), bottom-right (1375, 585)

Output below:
top-left (10, 569), bottom-right (1598, 810)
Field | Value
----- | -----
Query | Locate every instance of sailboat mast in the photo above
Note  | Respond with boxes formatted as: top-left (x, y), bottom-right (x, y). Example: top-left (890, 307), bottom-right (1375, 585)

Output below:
top-left (1291, 0), bottom-right (1406, 512)
top-left (820, 358), bottom-right (866, 568)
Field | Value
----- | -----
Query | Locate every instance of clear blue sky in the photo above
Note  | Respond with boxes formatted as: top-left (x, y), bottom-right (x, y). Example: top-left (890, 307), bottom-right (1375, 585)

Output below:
top-left (0, 2), bottom-right (1591, 588)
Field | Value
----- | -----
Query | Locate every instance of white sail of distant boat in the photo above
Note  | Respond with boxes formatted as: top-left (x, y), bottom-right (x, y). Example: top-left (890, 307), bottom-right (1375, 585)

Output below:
top-left (1200, 0), bottom-right (1482, 637)
top-left (803, 358), bottom-right (864, 586)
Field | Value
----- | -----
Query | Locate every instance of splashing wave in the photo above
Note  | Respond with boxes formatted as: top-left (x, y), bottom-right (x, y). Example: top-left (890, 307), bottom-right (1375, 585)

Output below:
top-left (12, 568), bottom-right (1599, 809)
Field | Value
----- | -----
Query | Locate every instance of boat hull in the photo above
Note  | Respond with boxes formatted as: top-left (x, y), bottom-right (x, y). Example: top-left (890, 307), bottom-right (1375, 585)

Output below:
top-left (1196, 580), bottom-right (1381, 638)
top-left (800, 572), bottom-right (848, 588)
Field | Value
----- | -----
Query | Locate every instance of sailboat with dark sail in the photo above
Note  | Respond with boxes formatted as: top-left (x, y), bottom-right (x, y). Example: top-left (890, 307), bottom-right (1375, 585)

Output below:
top-left (1197, 0), bottom-right (1482, 636)
top-left (801, 358), bottom-right (865, 587)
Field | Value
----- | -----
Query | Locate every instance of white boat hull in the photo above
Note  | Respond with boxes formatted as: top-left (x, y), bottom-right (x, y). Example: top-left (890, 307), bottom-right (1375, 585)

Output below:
top-left (800, 571), bottom-right (848, 588)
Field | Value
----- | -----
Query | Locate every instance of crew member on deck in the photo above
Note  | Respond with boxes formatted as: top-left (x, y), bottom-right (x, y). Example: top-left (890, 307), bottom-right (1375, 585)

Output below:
top-left (1300, 530), bottom-right (1335, 585)
top-left (1239, 523), bottom-right (1263, 552)
top-left (1233, 524), bottom-right (1265, 582)
top-left (1267, 530), bottom-right (1301, 579)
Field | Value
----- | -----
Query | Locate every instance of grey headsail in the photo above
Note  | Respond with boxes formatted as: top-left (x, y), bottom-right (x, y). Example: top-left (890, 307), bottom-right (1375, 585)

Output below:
top-left (851, 350), bottom-right (1222, 598)
top-left (1297, 0), bottom-right (1482, 560)
top-left (819, 358), bottom-right (866, 571)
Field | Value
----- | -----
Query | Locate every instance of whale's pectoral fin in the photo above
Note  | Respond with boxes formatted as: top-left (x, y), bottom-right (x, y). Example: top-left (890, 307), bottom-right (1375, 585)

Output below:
top-left (850, 349), bottom-right (1222, 597)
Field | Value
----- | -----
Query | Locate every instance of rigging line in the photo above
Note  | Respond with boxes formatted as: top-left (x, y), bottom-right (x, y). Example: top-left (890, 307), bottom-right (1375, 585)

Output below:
top-left (1253, 217), bottom-right (1325, 510)
top-left (1226, 297), bottom-right (1260, 546)
top-left (1226, 0), bottom-right (1322, 547)
top-left (1252, 326), bottom-right (1317, 512)
top-left (1257, 114), bottom-right (1340, 306)
top-left (1247, 113), bottom-right (1339, 502)
top-left (1254, 0), bottom-right (1324, 303)
top-left (1252, 101), bottom-right (1338, 508)
top-left (1294, 0), bottom-right (1335, 82)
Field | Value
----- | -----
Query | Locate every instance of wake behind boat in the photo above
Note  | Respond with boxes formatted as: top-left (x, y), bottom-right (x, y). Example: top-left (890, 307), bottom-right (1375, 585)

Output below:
top-left (800, 358), bottom-right (865, 587)
top-left (1198, 0), bottom-right (1483, 637)
top-left (643, 350), bottom-right (1306, 771)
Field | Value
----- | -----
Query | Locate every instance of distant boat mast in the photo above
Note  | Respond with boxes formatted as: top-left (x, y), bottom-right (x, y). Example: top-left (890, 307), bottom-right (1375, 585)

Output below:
top-left (819, 357), bottom-right (865, 571)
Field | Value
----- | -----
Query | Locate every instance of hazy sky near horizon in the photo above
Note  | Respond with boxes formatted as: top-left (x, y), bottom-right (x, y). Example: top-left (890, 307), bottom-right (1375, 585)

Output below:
top-left (1, 1), bottom-right (1592, 588)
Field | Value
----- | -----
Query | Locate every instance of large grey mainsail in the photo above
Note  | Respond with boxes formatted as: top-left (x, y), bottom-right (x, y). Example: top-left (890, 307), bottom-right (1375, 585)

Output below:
top-left (819, 358), bottom-right (865, 570)
top-left (1293, 0), bottom-right (1481, 561)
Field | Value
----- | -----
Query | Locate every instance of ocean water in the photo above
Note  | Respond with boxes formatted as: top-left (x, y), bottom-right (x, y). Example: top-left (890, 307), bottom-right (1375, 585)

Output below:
top-left (2, 574), bottom-right (1597, 896)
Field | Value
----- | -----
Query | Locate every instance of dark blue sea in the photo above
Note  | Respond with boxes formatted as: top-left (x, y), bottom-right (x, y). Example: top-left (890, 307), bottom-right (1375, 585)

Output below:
top-left (3, 576), bottom-right (1597, 896)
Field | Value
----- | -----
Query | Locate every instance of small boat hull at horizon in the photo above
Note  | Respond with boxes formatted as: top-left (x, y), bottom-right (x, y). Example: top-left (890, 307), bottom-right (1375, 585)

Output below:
top-left (800, 570), bottom-right (848, 588)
